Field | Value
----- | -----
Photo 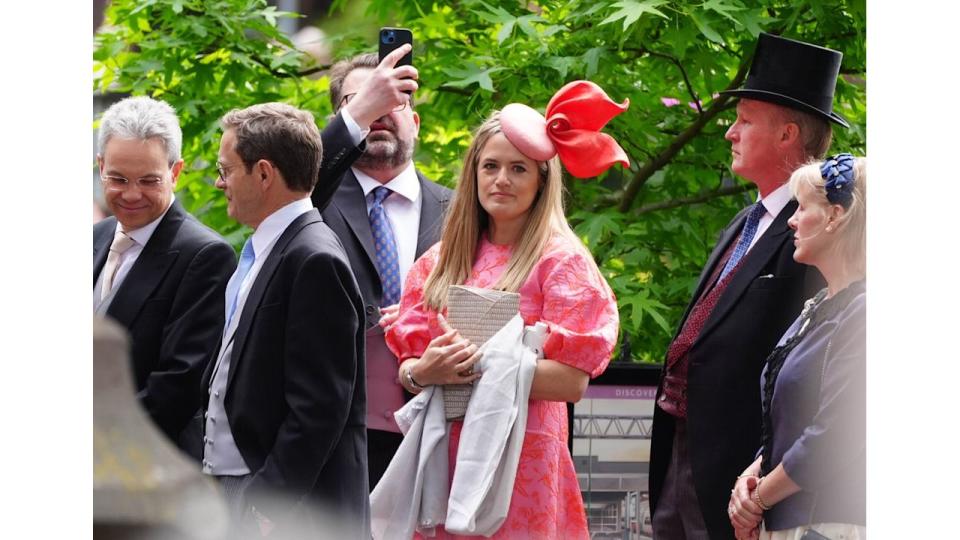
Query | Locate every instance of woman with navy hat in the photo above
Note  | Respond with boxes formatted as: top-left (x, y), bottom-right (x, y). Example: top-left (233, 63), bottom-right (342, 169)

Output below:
top-left (728, 154), bottom-right (867, 540)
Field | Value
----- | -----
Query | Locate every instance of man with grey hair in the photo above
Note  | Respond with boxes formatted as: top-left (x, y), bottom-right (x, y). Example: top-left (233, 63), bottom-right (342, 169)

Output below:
top-left (201, 102), bottom-right (368, 537)
top-left (93, 96), bottom-right (236, 446)
top-left (311, 44), bottom-right (452, 490)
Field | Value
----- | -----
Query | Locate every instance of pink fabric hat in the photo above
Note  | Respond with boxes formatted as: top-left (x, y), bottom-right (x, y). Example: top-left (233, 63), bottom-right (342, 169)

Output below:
top-left (500, 81), bottom-right (630, 179)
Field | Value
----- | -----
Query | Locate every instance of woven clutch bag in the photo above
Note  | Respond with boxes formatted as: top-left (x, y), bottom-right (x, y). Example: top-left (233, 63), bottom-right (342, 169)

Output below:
top-left (443, 285), bottom-right (520, 420)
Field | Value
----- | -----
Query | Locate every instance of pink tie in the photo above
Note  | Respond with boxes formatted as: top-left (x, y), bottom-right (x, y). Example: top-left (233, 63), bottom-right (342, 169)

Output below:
top-left (101, 229), bottom-right (136, 301)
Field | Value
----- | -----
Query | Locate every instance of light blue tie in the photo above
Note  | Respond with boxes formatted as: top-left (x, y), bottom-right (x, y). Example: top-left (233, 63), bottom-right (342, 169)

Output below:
top-left (225, 238), bottom-right (256, 327)
top-left (719, 202), bottom-right (767, 282)
top-left (369, 186), bottom-right (401, 306)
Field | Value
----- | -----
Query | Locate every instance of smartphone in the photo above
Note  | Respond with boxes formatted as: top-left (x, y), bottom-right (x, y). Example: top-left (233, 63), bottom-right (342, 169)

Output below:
top-left (378, 27), bottom-right (413, 67)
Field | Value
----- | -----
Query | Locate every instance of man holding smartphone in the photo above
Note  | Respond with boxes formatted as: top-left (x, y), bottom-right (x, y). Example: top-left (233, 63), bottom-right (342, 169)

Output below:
top-left (312, 42), bottom-right (453, 489)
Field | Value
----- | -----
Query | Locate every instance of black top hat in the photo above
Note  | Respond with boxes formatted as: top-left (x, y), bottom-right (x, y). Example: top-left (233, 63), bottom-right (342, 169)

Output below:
top-left (721, 33), bottom-right (849, 128)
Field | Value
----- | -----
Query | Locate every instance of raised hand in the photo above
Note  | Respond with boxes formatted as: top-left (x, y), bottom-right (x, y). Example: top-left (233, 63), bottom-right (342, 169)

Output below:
top-left (344, 43), bottom-right (419, 128)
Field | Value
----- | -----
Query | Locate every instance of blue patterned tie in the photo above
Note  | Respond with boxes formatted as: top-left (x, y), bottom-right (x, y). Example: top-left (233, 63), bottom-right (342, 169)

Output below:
top-left (225, 238), bottom-right (256, 327)
top-left (718, 202), bottom-right (767, 282)
top-left (369, 186), bottom-right (401, 306)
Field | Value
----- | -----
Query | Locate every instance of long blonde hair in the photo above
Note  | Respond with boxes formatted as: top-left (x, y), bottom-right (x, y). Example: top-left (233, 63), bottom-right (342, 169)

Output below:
top-left (788, 156), bottom-right (867, 278)
top-left (422, 111), bottom-right (584, 310)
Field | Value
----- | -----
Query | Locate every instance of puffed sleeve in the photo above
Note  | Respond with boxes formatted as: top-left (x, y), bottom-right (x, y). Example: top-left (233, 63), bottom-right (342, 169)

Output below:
top-left (537, 248), bottom-right (619, 378)
top-left (780, 294), bottom-right (866, 490)
top-left (385, 243), bottom-right (442, 362)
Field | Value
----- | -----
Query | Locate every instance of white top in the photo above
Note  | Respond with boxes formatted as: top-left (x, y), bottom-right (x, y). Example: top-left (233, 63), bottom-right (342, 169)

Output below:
top-left (203, 197), bottom-right (314, 476)
top-left (342, 108), bottom-right (423, 291)
top-left (748, 182), bottom-right (794, 253)
top-left (93, 198), bottom-right (174, 310)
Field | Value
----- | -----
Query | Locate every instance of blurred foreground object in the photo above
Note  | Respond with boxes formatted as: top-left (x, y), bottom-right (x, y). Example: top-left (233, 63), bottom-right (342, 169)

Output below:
top-left (93, 317), bottom-right (228, 539)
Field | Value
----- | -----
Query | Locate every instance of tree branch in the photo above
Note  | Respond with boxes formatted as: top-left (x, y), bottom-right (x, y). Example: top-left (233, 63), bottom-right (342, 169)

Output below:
top-left (297, 63), bottom-right (332, 77)
top-left (436, 85), bottom-right (474, 96)
top-left (615, 45), bottom-right (755, 213)
top-left (633, 184), bottom-right (753, 215)
top-left (624, 47), bottom-right (702, 115)
top-left (616, 92), bottom-right (740, 213)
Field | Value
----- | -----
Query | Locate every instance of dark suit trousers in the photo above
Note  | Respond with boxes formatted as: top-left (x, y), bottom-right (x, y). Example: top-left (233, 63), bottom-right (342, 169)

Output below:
top-left (652, 419), bottom-right (711, 540)
top-left (367, 428), bottom-right (403, 491)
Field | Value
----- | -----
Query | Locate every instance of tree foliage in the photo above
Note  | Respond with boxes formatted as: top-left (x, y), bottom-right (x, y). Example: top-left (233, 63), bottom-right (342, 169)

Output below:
top-left (94, 0), bottom-right (866, 363)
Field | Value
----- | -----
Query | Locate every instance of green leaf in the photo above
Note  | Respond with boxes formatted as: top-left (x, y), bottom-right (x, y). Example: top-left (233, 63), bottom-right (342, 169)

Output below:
top-left (476, 2), bottom-right (514, 24)
top-left (688, 11), bottom-right (724, 44)
top-left (497, 20), bottom-right (516, 44)
top-left (600, 0), bottom-right (669, 32)
top-left (545, 56), bottom-right (575, 79)
top-left (442, 64), bottom-right (505, 92)
top-left (737, 8), bottom-right (769, 37)
top-left (583, 47), bottom-right (605, 78)
top-left (700, 0), bottom-right (745, 25)
top-left (136, 17), bottom-right (151, 32)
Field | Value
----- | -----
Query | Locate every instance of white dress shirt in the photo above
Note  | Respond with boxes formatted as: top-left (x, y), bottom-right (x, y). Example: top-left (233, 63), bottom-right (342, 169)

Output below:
top-left (342, 109), bottom-right (423, 291)
top-left (93, 198), bottom-right (174, 310)
top-left (353, 165), bottom-right (422, 289)
top-left (746, 182), bottom-right (794, 253)
top-left (203, 197), bottom-right (314, 476)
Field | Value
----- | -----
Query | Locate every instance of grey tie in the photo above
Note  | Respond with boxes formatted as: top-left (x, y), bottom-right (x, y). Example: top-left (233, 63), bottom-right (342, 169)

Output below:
top-left (100, 230), bottom-right (136, 301)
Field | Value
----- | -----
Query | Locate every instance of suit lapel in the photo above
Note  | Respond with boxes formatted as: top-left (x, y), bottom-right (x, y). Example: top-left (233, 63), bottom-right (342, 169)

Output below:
top-left (696, 200), bottom-right (797, 342)
top-left (333, 171), bottom-right (379, 269)
top-left (105, 203), bottom-right (186, 328)
top-left (673, 207), bottom-right (749, 333)
top-left (226, 209), bottom-right (321, 391)
top-left (415, 172), bottom-right (449, 258)
top-left (93, 219), bottom-right (115, 285)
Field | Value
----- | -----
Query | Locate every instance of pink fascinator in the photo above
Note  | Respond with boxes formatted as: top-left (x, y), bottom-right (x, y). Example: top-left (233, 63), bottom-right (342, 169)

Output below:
top-left (500, 81), bottom-right (630, 179)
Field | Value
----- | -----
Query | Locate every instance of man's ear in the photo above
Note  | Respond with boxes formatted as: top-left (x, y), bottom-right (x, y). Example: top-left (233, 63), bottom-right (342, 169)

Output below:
top-left (170, 159), bottom-right (184, 186)
top-left (256, 159), bottom-right (275, 191)
top-left (412, 110), bottom-right (421, 137)
top-left (97, 154), bottom-right (104, 174)
top-left (781, 121), bottom-right (801, 146)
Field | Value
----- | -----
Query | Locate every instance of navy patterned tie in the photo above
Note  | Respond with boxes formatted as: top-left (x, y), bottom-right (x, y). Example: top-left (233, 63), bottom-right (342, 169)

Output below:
top-left (369, 186), bottom-right (401, 306)
top-left (718, 202), bottom-right (767, 282)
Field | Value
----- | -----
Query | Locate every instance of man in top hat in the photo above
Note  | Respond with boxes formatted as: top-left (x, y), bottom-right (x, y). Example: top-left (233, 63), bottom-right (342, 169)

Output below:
top-left (649, 33), bottom-right (844, 539)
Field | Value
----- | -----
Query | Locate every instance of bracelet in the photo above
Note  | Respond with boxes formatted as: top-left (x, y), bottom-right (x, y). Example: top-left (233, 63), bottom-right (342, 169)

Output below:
top-left (404, 364), bottom-right (424, 391)
top-left (753, 477), bottom-right (772, 511)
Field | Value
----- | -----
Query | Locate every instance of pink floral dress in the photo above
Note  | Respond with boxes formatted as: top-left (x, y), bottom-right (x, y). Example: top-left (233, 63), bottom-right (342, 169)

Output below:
top-left (386, 233), bottom-right (619, 540)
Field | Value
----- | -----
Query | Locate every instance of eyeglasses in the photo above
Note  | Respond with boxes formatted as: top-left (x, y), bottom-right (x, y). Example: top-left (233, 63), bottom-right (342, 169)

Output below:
top-left (216, 163), bottom-right (237, 180)
top-left (101, 174), bottom-right (165, 192)
top-left (338, 92), bottom-right (408, 113)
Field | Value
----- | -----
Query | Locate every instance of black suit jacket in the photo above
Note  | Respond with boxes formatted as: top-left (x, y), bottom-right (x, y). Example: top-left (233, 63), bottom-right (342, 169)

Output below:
top-left (94, 200), bottom-right (236, 442)
top-left (649, 199), bottom-right (825, 539)
top-left (200, 208), bottom-right (369, 536)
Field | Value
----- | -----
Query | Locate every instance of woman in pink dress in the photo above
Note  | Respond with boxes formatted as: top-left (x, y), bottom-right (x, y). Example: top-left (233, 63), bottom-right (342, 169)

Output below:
top-left (384, 81), bottom-right (629, 539)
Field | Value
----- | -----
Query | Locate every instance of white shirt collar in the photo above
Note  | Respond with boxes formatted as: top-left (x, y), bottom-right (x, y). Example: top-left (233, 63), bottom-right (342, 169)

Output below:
top-left (116, 196), bottom-right (175, 247)
top-left (352, 162), bottom-right (420, 203)
top-left (758, 182), bottom-right (793, 219)
top-left (249, 197), bottom-right (314, 257)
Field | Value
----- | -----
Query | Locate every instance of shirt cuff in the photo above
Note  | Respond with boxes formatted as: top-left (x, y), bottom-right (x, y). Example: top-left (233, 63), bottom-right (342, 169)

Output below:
top-left (340, 108), bottom-right (369, 144)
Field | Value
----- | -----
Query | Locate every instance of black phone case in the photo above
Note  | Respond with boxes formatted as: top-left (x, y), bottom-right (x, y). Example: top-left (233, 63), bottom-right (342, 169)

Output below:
top-left (378, 27), bottom-right (413, 67)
